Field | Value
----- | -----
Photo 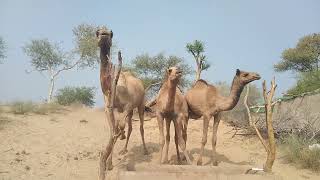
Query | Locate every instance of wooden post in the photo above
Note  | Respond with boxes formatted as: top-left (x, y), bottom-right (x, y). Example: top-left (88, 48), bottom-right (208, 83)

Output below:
top-left (98, 51), bottom-right (122, 180)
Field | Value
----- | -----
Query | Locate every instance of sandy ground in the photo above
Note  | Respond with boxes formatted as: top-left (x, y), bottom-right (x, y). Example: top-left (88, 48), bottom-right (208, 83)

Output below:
top-left (0, 107), bottom-right (319, 180)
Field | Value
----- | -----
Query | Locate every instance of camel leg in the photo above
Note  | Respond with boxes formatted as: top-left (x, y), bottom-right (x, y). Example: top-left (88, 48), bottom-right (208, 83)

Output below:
top-left (138, 103), bottom-right (148, 155)
top-left (156, 112), bottom-right (165, 164)
top-left (174, 117), bottom-right (191, 165)
top-left (197, 115), bottom-right (210, 166)
top-left (211, 113), bottom-right (221, 166)
top-left (174, 128), bottom-right (181, 164)
top-left (119, 110), bottom-right (133, 155)
top-left (162, 119), bottom-right (171, 164)
top-left (180, 117), bottom-right (188, 161)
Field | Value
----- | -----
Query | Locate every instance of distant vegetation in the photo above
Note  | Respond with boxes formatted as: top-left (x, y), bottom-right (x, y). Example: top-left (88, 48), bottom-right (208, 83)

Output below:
top-left (186, 40), bottom-right (210, 80)
top-left (216, 82), bottom-right (262, 127)
top-left (55, 86), bottom-right (95, 107)
top-left (275, 33), bottom-right (320, 95)
top-left (0, 36), bottom-right (6, 62)
top-left (23, 23), bottom-right (99, 103)
top-left (9, 101), bottom-right (61, 115)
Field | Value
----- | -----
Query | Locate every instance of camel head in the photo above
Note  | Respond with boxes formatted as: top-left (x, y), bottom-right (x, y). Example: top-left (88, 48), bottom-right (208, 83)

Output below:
top-left (96, 26), bottom-right (113, 51)
top-left (166, 66), bottom-right (183, 83)
top-left (235, 69), bottom-right (261, 85)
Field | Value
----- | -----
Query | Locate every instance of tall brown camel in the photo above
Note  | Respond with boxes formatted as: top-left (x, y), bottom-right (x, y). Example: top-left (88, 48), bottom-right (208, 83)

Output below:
top-left (96, 27), bottom-right (148, 169)
top-left (155, 66), bottom-right (191, 164)
top-left (185, 69), bottom-right (261, 166)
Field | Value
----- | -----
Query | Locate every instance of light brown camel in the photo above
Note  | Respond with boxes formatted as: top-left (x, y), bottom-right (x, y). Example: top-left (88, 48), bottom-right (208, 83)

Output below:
top-left (155, 66), bottom-right (191, 164)
top-left (185, 69), bottom-right (261, 166)
top-left (96, 27), bottom-right (148, 169)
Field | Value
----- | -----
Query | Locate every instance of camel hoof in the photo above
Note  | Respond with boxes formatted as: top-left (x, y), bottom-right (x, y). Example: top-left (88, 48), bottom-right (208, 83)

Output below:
top-left (212, 160), bottom-right (218, 166)
top-left (196, 160), bottom-right (202, 166)
top-left (119, 149), bottom-right (128, 155)
top-left (181, 154), bottom-right (186, 161)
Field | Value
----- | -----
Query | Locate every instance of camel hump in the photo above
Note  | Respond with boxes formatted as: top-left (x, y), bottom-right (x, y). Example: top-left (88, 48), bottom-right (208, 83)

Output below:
top-left (193, 79), bottom-right (208, 87)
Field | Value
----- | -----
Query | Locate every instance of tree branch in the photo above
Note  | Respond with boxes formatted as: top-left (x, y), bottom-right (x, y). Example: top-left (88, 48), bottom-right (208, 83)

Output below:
top-left (145, 82), bottom-right (162, 92)
top-left (53, 59), bottom-right (81, 78)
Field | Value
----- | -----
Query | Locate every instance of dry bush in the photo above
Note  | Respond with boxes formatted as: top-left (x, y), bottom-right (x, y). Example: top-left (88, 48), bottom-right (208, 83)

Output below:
top-left (9, 101), bottom-right (62, 115)
top-left (281, 135), bottom-right (320, 172)
top-left (10, 101), bottom-right (35, 114)
top-left (33, 103), bottom-right (62, 115)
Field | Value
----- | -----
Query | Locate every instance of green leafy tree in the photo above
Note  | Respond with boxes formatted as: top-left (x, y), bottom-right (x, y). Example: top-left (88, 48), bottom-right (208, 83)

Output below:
top-left (127, 53), bottom-right (193, 98)
top-left (0, 36), bottom-right (6, 62)
top-left (287, 71), bottom-right (320, 95)
top-left (23, 24), bottom-right (99, 103)
top-left (186, 40), bottom-right (210, 80)
top-left (55, 86), bottom-right (95, 107)
top-left (274, 33), bottom-right (320, 73)
top-left (274, 33), bottom-right (320, 94)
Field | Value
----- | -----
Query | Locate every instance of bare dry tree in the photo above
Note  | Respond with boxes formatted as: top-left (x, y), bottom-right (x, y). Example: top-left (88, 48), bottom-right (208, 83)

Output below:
top-left (98, 51), bottom-right (122, 180)
top-left (245, 77), bottom-right (277, 173)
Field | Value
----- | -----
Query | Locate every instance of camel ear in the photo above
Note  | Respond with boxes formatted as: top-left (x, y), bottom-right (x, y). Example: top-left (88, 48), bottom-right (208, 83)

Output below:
top-left (236, 69), bottom-right (240, 76)
top-left (110, 30), bottom-right (113, 38)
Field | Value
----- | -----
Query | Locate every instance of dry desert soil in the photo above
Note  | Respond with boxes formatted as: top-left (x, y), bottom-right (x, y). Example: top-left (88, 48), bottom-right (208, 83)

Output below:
top-left (0, 106), bottom-right (319, 180)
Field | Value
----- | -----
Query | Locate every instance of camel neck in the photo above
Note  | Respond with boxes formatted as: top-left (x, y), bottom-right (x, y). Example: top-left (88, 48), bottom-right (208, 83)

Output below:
top-left (164, 80), bottom-right (178, 112)
top-left (218, 76), bottom-right (244, 111)
top-left (100, 45), bottom-right (110, 68)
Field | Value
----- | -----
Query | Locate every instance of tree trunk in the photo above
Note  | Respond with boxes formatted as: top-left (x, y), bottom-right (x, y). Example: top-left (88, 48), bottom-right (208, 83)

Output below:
top-left (262, 78), bottom-right (277, 173)
top-left (48, 77), bottom-right (55, 103)
top-left (196, 66), bottom-right (201, 81)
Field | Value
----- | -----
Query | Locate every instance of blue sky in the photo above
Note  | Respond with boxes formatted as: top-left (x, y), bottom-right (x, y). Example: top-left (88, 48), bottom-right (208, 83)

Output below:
top-left (0, 0), bottom-right (319, 106)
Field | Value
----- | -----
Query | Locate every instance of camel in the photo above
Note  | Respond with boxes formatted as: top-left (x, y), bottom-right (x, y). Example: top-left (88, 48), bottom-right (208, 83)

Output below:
top-left (185, 69), bottom-right (261, 166)
top-left (155, 66), bottom-right (191, 164)
top-left (96, 27), bottom-right (148, 169)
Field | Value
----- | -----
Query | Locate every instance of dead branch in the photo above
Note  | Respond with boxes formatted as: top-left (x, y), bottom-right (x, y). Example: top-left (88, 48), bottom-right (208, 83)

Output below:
top-left (244, 85), bottom-right (269, 152)
top-left (244, 86), bottom-right (253, 126)
top-left (245, 77), bottom-right (277, 173)
top-left (98, 51), bottom-right (122, 180)
top-left (263, 77), bottom-right (277, 173)
top-left (145, 82), bottom-right (161, 92)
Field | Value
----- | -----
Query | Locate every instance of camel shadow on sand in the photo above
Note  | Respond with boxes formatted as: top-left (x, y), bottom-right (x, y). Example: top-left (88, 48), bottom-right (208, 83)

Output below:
top-left (189, 148), bottom-right (251, 166)
top-left (112, 142), bottom-right (160, 171)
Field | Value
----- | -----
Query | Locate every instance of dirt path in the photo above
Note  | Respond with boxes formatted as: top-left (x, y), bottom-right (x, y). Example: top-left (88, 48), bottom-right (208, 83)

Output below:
top-left (0, 107), bottom-right (318, 180)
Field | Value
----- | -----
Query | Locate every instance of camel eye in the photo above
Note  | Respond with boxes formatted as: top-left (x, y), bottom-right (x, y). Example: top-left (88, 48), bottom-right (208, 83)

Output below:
top-left (168, 69), bottom-right (172, 73)
top-left (243, 73), bottom-right (249, 77)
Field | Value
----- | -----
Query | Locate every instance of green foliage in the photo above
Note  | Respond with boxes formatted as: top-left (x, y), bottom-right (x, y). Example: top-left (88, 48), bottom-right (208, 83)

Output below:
top-left (186, 40), bottom-right (210, 71)
top-left (72, 23), bottom-right (99, 68)
top-left (129, 53), bottom-right (193, 89)
top-left (0, 36), bottom-right (6, 62)
top-left (55, 86), bottom-right (95, 107)
top-left (274, 33), bottom-right (320, 73)
top-left (23, 39), bottom-right (68, 72)
top-left (287, 71), bottom-right (320, 95)
top-left (281, 135), bottom-right (320, 171)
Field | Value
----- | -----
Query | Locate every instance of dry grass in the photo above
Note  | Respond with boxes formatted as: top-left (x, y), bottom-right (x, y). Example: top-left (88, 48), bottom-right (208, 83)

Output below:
top-left (8, 101), bottom-right (62, 115)
top-left (281, 135), bottom-right (320, 172)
